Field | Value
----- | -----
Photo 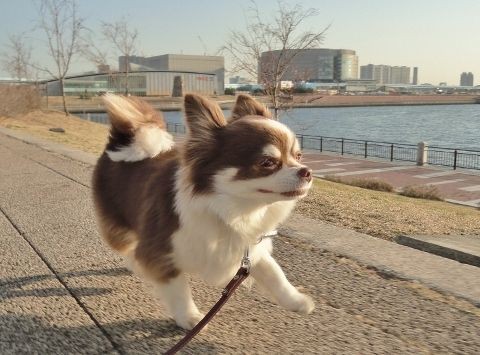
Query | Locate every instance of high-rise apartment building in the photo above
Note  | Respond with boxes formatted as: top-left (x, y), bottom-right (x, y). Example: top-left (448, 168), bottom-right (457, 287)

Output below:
top-left (412, 67), bottom-right (418, 85)
top-left (360, 64), bottom-right (411, 84)
top-left (258, 48), bottom-right (358, 83)
top-left (460, 72), bottom-right (474, 86)
top-left (391, 66), bottom-right (410, 84)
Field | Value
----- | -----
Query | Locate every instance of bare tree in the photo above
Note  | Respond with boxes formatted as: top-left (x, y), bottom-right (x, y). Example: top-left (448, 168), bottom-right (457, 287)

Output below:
top-left (78, 30), bottom-right (110, 72)
top-left (223, 1), bottom-right (328, 118)
top-left (102, 19), bottom-right (138, 95)
top-left (35, 0), bottom-right (84, 115)
top-left (1, 33), bottom-right (33, 80)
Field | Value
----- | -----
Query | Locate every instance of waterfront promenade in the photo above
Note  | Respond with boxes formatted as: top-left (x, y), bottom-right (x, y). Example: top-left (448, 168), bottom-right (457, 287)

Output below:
top-left (1, 128), bottom-right (480, 354)
top-left (303, 152), bottom-right (480, 207)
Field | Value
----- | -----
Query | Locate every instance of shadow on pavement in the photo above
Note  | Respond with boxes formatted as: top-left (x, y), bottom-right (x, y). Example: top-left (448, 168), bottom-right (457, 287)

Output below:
top-left (0, 313), bottom-right (218, 354)
top-left (0, 266), bottom-right (131, 289)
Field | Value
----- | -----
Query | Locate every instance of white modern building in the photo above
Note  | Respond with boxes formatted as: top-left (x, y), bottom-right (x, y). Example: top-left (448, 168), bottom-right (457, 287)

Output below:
top-left (120, 54), bottom-right (224, 94)
top-left (45, 71), bottom-right (217, 96)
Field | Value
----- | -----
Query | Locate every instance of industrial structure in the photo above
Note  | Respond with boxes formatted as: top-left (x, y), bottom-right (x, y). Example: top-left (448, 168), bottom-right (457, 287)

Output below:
top-left (45, 71), bottom-right (217, 96)
top-left (258, 48), bottom-right (358, 83)
top-left (360, 64), bottom-right (412, 84)
top-left (120, 54), bottom-right (224, 94)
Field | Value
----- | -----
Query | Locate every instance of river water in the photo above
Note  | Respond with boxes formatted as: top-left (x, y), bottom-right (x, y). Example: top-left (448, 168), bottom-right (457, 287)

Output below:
top-left (81, 104), bottom-right (480, 150)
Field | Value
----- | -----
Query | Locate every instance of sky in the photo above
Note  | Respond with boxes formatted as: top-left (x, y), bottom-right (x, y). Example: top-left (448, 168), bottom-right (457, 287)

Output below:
top-left (0, 0), bottom-right (479, 85)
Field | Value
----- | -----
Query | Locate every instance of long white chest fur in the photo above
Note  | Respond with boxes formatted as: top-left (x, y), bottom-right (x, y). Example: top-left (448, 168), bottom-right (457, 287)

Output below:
top-left (172, 176), bottom-right (296, 286)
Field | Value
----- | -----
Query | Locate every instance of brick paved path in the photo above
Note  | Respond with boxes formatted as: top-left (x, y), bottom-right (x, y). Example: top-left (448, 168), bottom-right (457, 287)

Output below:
top-left (301, 151), bottom-right (480, 207)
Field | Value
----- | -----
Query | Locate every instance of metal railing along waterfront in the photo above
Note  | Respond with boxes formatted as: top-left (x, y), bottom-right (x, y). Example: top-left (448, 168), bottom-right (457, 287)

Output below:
top-left (165, 123), bottom-right (480, 171)
top-left (297, 135), bottom-right (418, 163)
top-left (427, 146), bottom-right (480, 170)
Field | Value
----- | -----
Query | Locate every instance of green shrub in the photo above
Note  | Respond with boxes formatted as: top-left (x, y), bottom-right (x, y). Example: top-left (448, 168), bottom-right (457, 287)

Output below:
top-left (224, 87), bottom-right (236, 95)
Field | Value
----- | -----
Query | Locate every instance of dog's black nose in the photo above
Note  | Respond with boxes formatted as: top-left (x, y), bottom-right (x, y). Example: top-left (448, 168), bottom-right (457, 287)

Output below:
top-left (297, 167), bottom-right (312, 182)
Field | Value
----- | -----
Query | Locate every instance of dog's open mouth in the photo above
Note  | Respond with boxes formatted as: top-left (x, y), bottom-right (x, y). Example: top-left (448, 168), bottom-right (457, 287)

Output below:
top-left (258, 188), bottom-right (308, 197)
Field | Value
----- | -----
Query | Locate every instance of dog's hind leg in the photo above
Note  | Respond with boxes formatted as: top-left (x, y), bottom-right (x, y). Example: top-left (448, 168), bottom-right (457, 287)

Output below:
top-left (97, 220), bottom-right (138, 256)
top-left (251, 254), bottom-right (314, 315)
top-left (150, 273), bottom-right (204, 330)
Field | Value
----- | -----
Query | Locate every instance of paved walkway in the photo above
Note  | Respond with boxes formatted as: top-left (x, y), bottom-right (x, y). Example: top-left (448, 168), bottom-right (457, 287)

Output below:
top-left (302, 151), bottom-right (480, 207)
top-left (1, 130), bottom-right (480, 354)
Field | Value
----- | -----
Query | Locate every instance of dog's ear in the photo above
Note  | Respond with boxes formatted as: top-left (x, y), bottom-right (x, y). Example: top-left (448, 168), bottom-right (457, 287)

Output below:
top-left (231, 94), bottom-right (272, 122)
top-left (184, 94), bottom-right (226, 137)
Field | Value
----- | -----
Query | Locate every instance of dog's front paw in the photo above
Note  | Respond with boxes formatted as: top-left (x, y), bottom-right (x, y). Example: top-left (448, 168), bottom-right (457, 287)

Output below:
top-left (175, 311), bottom-right (205, 330)
top-left (288, 293), bottom-right (315, 315)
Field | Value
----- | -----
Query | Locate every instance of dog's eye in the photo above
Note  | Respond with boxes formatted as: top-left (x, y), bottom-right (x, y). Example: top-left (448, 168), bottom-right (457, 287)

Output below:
top-left (259, 157), bottom-right (277, 168)
top-left (295, 152), bottom-right (302, 161)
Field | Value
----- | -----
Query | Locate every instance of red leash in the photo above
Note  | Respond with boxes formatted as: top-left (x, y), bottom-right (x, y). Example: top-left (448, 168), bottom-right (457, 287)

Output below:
top-left (164, 254), bottom-right (251, 354)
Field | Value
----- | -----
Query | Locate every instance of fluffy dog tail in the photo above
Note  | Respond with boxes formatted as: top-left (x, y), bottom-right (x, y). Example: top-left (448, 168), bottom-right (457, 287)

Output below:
top-left (102, 94), bottom-right (174, 162)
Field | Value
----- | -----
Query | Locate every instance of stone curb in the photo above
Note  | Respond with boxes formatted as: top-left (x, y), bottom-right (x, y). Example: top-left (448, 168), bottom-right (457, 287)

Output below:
top-left (2, 126), bottom-right (480, 306)
top-left (395, 234), bottom-right (480, 268)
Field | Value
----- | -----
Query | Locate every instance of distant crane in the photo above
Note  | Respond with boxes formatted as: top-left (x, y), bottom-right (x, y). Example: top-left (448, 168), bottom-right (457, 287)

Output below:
top-left (197, 36), bottom-right (208, 55)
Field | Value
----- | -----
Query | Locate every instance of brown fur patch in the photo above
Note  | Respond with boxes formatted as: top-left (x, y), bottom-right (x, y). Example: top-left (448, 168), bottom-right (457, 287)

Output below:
top-left (93, 149), bottom-right (180, 282)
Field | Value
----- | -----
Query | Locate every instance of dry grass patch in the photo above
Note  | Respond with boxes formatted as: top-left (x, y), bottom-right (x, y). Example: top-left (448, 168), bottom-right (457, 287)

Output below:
top-left (0, 110), bottom-right (108, 154)
top-left (399, 185), bottom-right (443, 201)
top-left (323, 175), bottom-right (394, 192)
top-left (296, 179), bottom-right (480, 240)
top-left (0, 85), bottom-right (41, 116)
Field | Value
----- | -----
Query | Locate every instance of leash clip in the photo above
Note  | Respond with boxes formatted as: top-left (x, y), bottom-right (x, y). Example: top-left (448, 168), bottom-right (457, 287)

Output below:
top-left (241, 247), bottom-right (251, 273)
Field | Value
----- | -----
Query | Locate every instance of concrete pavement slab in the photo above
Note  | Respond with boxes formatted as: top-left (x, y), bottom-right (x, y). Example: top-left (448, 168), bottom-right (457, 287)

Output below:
top-left (0, 212), bottom-right (116, 354)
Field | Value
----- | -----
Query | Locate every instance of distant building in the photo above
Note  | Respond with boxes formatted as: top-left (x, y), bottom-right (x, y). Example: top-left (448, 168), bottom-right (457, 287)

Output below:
top-left (45, 71), bottom-right (217, 96)
top-left (119, 54), bottom-right (224, 93)
top-left (412, 67), bottom-right (418, 85)
top-left (360, 64), bottom-right (411, 84)
top-left (97, 64), bottom-right (110, 73)
top-left (229, 76), bottom-right (249, 84)
top-left (391, 66), bottom-right (410, 84)
top-left (460, 72), bottom-right (474, 86)
top-left (258, 48), bottom-right (358, 83)
top-left (360, 64), bottom-right (390, 84)
top-left (345, 79), bottom-right (377, 92)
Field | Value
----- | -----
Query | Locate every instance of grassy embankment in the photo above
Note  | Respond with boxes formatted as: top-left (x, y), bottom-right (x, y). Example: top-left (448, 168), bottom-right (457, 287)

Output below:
top-left (1, 109), bottom-right (479, 241)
